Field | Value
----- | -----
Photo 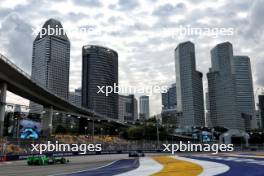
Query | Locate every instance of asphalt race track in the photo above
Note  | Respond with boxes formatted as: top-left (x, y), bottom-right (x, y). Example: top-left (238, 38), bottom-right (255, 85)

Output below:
top-left (0, 154), bottom-right (128, 176)
top-left (64, 159), bottom-right (139, 176)
top-left (0, 152), bottom-right (264, 176)
top-left (188, 154), bottom-right (264, 176)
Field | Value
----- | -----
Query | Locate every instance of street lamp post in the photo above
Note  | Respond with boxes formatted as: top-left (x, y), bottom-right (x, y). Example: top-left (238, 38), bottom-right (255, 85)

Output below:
top-left (91, 111), bottom-right (95, 141)
top-left (100, 127), bottom-right (103, 138)
top-left (84, 126), bottom-right (88, 135)
top-left (156, 119), bottom-right (160, 149)
top-left (92, 119), bottom-right (94, 141)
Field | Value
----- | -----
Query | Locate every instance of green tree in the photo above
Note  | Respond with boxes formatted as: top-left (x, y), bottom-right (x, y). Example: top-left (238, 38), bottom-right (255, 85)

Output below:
top-left (55, 125), bottom-right (67, 134)
top-left (127, 126), bottom-right (144, 139)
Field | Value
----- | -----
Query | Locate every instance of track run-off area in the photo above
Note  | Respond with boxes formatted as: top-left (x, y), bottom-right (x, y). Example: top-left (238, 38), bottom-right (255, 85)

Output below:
top-left (0, 153), bottom-right (264, 176)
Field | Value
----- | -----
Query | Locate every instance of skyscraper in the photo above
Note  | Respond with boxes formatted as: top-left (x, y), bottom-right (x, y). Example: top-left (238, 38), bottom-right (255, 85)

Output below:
top-left (259, 95), bottom-right (264, 129)
top-left (161, 83), bottom-right (179, 126)
top-left (175, 41), bottom-right (205, 127)
top-left (30, 18), bottom-right (70, 114)
top-left (255, 110), bottom-right (262, 129)
top-left (162, 83), bottom-right (177, 110)
top-left (69, 88), bottom-right (82, 106)
top-left (82, 45), bottom-right (118, 119)
top-left (207, 42), bottom-right (244, 130)
top-left (118, 94), bottom-right (138, 122)
top-left (205, 91), bottom-right (212, 127)
top-left (139, 95), bottom-right (149, 119)
top-left (233, 56), bottom-right (256, 130)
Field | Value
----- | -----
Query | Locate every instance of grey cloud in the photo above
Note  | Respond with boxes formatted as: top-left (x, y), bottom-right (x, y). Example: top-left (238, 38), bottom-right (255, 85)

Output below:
top-left (72, 0), bottom-right (102, 7)
top-left (247, 0), bottom-right (264, 38)
top-left (132, 22), bottom-right (150, 30)
top-left (255, 59), bottom-right (264, 87)
top-left (107, 21), bottom-right (151, 37)
top-left (125, 47), bottom-right (174, 77)
top-left (109, 30), bottom-right (134, 37)
top-left (186, 0), bottom-right (208, 4)
top-left (0, 0), bottom-right (63, 23)
top-left (0, 13), bottom-right (33, 74)
top-left (185, 8), bottom-right (238, 27)
top-left (108, 22), bottom-right (151, 37)
top-left (126, 37), bottom-right (176, 52)
top-left (79, 25), bottom-right (97, 30)
top-left (108, 21), bottom-right (151, 37)
top-left (152, 3), bottom-right (186, 17)
top-left (0, 8), bottom-right (12, 18)
top-left (65, 12), bottom-right (90, 22)
top-left (13, 0), bottom-right (51, 14)
top-left (224, 0), bottom-right (251, 11)
top-left (95, 13), bottom-right (104, 19)
top-left (108, 16), bottom-right (123, 24)
top-left (109, 0), bottom-right (139, 11)
top-left (118, 0), bottom-right (138, 10)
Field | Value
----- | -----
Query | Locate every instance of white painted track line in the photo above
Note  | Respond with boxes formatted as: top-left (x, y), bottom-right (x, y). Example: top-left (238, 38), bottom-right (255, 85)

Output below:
top-left (172, 156), bottom-right (230, 176)
top-left (116, 157), bottom-right (163, 176)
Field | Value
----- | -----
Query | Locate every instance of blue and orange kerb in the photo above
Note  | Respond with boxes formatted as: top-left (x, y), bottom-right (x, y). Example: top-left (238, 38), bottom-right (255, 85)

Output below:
top-left (151, 156), bottom-right (203, 176)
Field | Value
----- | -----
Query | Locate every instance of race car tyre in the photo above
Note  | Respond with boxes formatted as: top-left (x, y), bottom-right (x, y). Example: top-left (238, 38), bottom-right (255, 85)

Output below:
top-left (60, 158), bottom-right (66, 164)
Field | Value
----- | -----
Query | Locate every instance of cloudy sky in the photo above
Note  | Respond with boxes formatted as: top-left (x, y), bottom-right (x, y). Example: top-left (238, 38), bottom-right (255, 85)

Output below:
top-left (0, 0), bottom-right (264, 116)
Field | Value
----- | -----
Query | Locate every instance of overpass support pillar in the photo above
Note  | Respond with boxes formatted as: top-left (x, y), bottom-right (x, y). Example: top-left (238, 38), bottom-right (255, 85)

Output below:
top-left (42, 106), bottom-right (53, 137)
top-left (0, 82), bottom-right (7, 137)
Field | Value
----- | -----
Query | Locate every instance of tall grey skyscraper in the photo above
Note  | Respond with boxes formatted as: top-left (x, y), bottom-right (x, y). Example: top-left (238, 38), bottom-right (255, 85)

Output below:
top-left (162, 83), bottom-right (177, 110)
top-left (161, 83), bottom-right (180, 127)
top-left (233, 56), bottom-right (256, 130)
top-left (118, 94), bottom-right (138, 122)
top-left (175, 41), bottom-right (205, 127)
top-left (259, 95), bottom-right (264, 129)
top-left (207, 42), bottom-right (244, 130)
top-left (205, 91), bottom-right (212, 127)
top-left (139, 95), bottom-right (149, 119)
top-left (30, 18), bottom-right (70, 114)
top-left (82, 45), bottom-right (118, 119)
top-left (255, 110), bottom-right (262, 129)
top-left (69, 88), bottom-right (82, 106)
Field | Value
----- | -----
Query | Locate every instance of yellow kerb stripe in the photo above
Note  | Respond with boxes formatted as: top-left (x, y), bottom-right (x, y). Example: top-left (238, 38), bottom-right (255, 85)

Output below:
top-left (151, 156), bottom-right (203, 176)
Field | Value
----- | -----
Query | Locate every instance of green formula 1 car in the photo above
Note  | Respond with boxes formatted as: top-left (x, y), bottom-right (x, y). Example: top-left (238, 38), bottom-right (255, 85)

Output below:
top-left (27, 155), bottom-right (69, 165)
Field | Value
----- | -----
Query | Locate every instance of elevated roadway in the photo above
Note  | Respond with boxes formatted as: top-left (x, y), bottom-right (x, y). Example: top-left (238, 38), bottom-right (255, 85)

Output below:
top-left (0, 54), bottom-right (121, 136)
